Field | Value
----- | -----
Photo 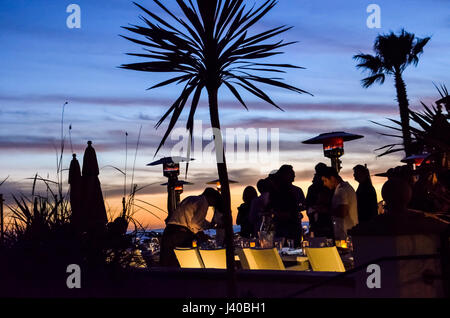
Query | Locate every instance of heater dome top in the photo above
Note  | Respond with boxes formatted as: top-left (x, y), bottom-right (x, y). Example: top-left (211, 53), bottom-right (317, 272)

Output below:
top-left (302, 131), bottom-right (364, 144)
top-left (147, 156), bottom-right (195, 166)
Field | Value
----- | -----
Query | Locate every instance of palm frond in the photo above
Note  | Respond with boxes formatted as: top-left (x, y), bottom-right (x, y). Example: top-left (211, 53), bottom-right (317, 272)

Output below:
top-left (122, 0), bottom-right (309, 157)
top-left (0, 176), bottom-right (9, 187)
top-left (361, 73), bottom-right (385, 88)
top-left (353, 53), bottom-right (383, 74)
top-left (155, 79), bottom-right (199, 154)
top-left (370, 120), bottom-right (403, 132)
top-left (409, 36), bottom-right (431, 65)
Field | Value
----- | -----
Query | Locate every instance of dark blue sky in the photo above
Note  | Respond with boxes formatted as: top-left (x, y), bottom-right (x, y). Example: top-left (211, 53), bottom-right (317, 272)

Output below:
top-left (1, 0), bottom-right (449, 227)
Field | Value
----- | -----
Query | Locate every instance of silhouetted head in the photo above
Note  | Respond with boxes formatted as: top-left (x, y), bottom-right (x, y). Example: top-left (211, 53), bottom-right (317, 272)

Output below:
top-left (389, 165), bottom-right (415, 186)
top-left (202, 187), bottom-right (223, 207)
top-left (353, 164), bottom-right (371, 184)
top-left (113, 216), bottom-right (128, 235)
top-left (107, 216), bottom-right (128, 237)
top-left (256, 178), bottom-right (271, 194)
top-left (321, 166), bottom-right (342, 190)
top-left (382, 178), bottom-right (412, 213)
top-left (314, 162), bottom-right (328, 176)
top-left (313, 162), bottom-right (328, 184)
top-left (277, 164), bottom-right (295, 184)
top-left (242, 186), bottom-right (258, 204)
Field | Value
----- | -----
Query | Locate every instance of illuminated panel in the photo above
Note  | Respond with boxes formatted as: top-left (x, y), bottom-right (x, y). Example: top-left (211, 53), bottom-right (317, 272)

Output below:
top-left (323, 137), bottom-right (344, 158)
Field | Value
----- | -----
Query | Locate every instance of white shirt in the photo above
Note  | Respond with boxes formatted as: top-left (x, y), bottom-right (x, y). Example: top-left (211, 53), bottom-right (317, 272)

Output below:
top-left (332, 181), bottom-right (358, 239)
top-left (167, 195), bottom-right (211, 234)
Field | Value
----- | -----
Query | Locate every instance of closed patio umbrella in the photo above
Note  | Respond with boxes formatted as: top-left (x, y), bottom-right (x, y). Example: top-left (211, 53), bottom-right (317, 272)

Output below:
top-left (81, 141), bottom-right (108, 234)
top-left (69, 153), bottom-right (83, 232)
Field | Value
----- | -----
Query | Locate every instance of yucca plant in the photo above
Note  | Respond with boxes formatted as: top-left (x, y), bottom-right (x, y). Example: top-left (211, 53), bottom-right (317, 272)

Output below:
top-left (373, 85), bottom-right (450, 211)
top-left (354, 29), bottom-right (430, 157)
top-left (7, 175), bottom-right (72, 244)
top-left (374, 84), bottom-right (450, 157)
top-left (120, 0), bottom-right (310, 294)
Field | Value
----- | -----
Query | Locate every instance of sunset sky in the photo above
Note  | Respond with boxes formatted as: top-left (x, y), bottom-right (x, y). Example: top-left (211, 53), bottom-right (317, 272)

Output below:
top-left (1, 0), bottom-right (449, 229)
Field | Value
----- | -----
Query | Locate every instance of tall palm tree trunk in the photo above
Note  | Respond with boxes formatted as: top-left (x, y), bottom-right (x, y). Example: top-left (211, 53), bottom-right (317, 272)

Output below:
top-left (394, 71), bottom-right (413, 157)
top-left (207, 86), bottom-right (237, 297)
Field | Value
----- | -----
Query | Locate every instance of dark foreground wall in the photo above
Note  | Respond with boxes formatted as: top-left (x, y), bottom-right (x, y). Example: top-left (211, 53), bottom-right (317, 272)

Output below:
top-left (1, 267), bottom-right (356, 298)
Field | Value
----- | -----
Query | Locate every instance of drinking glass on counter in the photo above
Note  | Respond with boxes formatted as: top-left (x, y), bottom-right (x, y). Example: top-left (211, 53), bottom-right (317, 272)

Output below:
top-left (287, 239), bottom-right (294, 249)
top-left (258, 231), bottom-right (274, 248)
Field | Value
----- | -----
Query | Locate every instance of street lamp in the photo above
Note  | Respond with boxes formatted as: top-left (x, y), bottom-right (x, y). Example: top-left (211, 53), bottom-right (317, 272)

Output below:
top-left (147, 156), bottom-right (194, 223)
top-left (302, 131), bottom-right (364, 172)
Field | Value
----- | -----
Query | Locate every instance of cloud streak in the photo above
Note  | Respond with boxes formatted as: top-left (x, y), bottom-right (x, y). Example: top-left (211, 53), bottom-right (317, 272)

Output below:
top-left (0, 93), bottom-right (399, 116)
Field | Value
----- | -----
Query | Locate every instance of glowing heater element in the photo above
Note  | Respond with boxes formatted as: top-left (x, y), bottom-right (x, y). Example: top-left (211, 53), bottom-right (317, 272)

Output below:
top-left (401, 153), bottom-right (430, 169)
top-left (163, 162), bottom-right (180, 178)
top-left (323, 137), bottom-right (344, 158)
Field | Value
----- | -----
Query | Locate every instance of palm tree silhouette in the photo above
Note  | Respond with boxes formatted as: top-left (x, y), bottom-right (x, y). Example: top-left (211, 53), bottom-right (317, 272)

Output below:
top-left (120, 0), bottom-right (310, 294)
top-left (354, 29), bottom-right (430, 156)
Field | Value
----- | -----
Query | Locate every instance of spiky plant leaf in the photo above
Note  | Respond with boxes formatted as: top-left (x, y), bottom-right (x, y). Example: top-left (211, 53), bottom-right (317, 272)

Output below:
top-left (121, 0), bottom-right (310, 153)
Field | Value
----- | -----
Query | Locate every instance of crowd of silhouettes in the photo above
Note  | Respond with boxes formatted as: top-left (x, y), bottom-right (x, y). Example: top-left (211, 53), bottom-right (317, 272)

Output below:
top-left (237, 164), bottom-right (306, 247)
top-left (381, 163), bottom-right (449, 214)
top-left (237, 162), bottom-right (384, 245)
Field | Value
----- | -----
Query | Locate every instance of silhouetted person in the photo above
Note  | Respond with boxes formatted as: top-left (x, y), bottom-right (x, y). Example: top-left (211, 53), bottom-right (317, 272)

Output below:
top-left (305, 163), bottom-right (333, 238)
top-left (409, 163), bottom-right (449, 213)
top-left (105, 216), bottom-right (131, 250)
top-left (353, 165), bottom-right (378, 223)
top-left (249, 178), bottom-right (273, 237)
top-left (388, 165), bottom-right (416, 187)
top-left (271, 165), bottom-right (305, 247)
top-left (321, 167), bottom-right (358, 241)
top-left (236, 186), bottom-right (258, 238)
top-left (160, 188), bottom-right (223, 267)
top-left (382, 177), bottom-right (412, 214)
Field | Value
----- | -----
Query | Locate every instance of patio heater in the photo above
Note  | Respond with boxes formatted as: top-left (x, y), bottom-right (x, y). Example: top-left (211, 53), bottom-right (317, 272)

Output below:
top-left (206, 178), bottom-right (238, 193)
top-left (160, 180), bottom-right (194, 209)
top-left (401, 153), bottom-right (430, 170)
top-left (302, 132), bottom-right (364, 172)
top-left (147, 156), bottom-right (194, 223)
